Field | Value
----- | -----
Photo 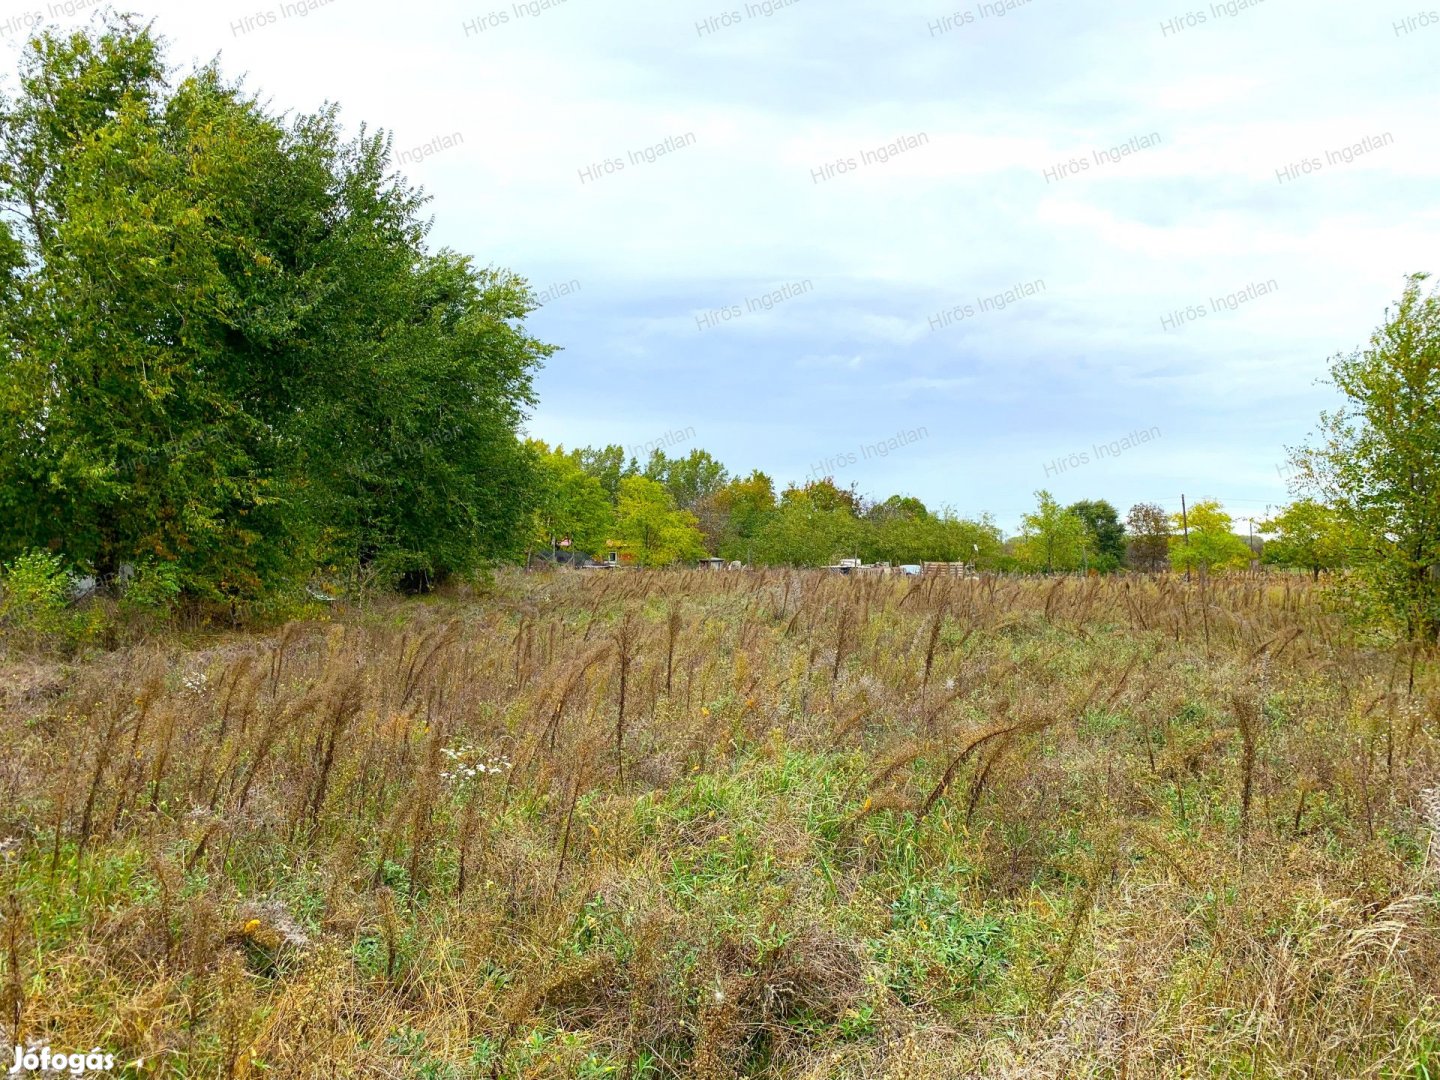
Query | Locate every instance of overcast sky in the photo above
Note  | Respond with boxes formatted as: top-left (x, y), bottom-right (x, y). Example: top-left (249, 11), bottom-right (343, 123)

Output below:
top-left (5, 0), bottom-right (1436, 532)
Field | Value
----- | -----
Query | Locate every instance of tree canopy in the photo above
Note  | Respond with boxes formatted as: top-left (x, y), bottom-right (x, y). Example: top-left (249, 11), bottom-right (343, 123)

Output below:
top-left (1170, 501), bottom-right (1252, 575)
top-left (1291, 273), bottom-right (1440, 639)
top-left (1260, 498), bottom-right (1353, 581)
top-left (1068, 499), bottom-right (1126, 571)
top-left (1016, 490), bottom-right (1091, 572)
top-left (1125, 503), bottom-right (1172, 572)
top-left (0, 17), bottom-right (551, 599)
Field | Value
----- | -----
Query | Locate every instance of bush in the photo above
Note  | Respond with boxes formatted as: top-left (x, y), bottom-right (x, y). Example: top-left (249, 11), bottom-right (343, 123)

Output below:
top-left (118, 560), bottom-right (183, 619)
top-left (0, 549), bottom-right (73, 641)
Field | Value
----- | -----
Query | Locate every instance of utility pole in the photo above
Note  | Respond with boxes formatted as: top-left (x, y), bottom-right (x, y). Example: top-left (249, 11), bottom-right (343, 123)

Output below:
top-left (1180, 494), bottom-right (1190, 583)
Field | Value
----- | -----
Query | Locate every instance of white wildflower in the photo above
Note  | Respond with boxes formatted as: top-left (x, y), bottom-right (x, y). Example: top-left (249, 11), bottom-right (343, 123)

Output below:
top-left (438, 743), bottom-right (512, 787)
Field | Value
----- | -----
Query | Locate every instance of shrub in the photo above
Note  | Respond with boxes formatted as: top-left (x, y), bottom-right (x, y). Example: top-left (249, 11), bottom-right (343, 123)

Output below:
top-left (118, 560), bottom-right (183, 620)
top-left (0, 548), bottom-right (73, 641)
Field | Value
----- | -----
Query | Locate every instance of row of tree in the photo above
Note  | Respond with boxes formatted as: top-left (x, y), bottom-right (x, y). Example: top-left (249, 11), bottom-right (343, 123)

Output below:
top-left (527, 439), bottom-right (1348, 579)
top-left (530, 441), bottom-right (1002, 567)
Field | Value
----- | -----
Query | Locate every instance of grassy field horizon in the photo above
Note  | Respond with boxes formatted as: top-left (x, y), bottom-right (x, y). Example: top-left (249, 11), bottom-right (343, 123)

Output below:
top-left (2, 568), bottom-right (1438, 1078)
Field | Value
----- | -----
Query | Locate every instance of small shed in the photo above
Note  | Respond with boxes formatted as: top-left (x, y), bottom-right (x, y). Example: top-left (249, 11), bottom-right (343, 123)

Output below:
top-left (601, 540), bottom-right (638, 566)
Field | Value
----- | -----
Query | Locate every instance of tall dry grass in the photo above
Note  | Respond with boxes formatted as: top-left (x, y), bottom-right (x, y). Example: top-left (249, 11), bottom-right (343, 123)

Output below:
top-left (0, 569), bottom-right (1436, 1077)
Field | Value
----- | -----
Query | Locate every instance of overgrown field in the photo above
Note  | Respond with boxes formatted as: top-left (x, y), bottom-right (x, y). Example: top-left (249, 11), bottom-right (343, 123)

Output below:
top-left (2, 571), bottom-right (1439, 1078)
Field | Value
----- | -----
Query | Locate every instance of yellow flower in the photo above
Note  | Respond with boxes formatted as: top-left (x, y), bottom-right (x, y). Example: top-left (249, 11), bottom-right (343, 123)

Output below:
top-left (701, 707), bottom-right (711, 717)
top-left (243, 919), bottom-right (261, 936)
top-left (861, 797), bottom-right (872, 812)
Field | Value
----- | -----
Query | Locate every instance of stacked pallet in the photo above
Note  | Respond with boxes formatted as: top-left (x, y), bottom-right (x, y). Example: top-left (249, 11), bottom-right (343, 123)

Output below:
top-left (921, 562), bottom-right (972, 577)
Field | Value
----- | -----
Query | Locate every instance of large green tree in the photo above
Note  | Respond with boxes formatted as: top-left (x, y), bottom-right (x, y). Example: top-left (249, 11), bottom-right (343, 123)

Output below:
top-left (613, 476), bottom-right (706, 567)
top-left (751, 500), bottom-right (861, 567)
top-left (526, 441), bottom-right (613, 561)
top-left (1170, 501), bottom-right (1252, 575)
top-left (0, 17), bottom-right (548, 600)
top-left (1259, 499), bottom-right (1353, 581)
top-left (1016, 490), bottom-right (1091, 572)
top-left (781, 477), bottom-right (862, 516)
top-left (1125, 502), bottom-right (1172, 572)
top-left (1068, 499), bottom-right (1126, 572)
top-left (578, 444), bottom-right (635, 505)
top-left (706, 470), bottom-right (776, 561)
top-left (1291, 273), bottom-right (1440, 639)
top-left (643, 448), bottom-right (729, 512)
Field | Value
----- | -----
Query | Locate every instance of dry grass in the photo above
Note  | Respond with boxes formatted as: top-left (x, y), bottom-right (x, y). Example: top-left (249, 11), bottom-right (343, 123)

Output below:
top-left (1, 570), bottom-right (1438, 1078)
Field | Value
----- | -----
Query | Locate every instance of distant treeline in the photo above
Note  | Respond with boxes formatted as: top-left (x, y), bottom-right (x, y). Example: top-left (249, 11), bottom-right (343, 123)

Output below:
top-left (528, 440), bottom-right (1336, 578)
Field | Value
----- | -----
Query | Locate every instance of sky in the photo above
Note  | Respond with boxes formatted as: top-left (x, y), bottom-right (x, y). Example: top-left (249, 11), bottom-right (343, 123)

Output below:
top-left (4, 0), bottom-right (1437, 533)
